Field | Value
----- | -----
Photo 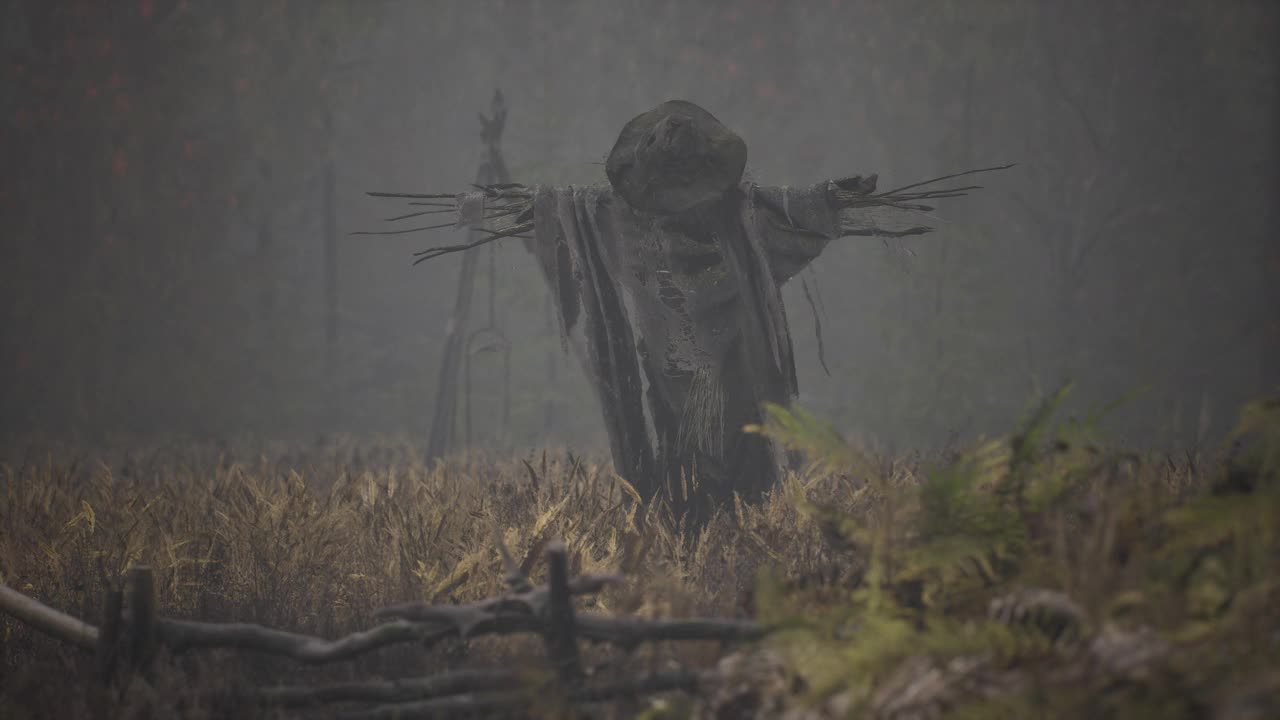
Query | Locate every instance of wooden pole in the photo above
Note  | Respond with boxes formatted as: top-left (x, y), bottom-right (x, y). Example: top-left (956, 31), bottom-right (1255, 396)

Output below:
top-left (426, 228), bottom-right (480, 464)
top-left (96, 588), bottom-right (123, 683)
top-left (425, 91), bottom-right (511, 464)
top-left (543, 541), bottom-right (581, 685)
top-left (123, 566), bottom-right (157, 677)
top-left (543, 291), bottom-right (557, 434)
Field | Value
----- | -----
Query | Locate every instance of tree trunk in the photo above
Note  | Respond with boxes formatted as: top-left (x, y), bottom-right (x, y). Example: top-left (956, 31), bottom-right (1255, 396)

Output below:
top-left (323, 159), bottom-right (338, 380)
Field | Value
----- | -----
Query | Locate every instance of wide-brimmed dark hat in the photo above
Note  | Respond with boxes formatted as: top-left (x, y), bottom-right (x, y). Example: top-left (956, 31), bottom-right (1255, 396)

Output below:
top-left (605, 100), bottom-right (748, 215)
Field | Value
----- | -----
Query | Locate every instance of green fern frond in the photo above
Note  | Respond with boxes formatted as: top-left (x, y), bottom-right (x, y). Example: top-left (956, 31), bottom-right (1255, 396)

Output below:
top-left (1007, 382), bottom-right (1072, 480)
top-left (918, 461), bottom-right (1016, 539)
top-left (745, 402), bottom-right (872, 478)
top-left (1163, 492), bottom-right (1277, 551)
top-left (899, 535), bottom-right (1017, 598)
top-left (1226, 394), bottom-right (1280, 487)
top-left (904, 449), bottom-right (1027, 603)
top-left (1163, 393), bottom-right (1280, 561)
top-left (786, 489), bottom-right (873, 553)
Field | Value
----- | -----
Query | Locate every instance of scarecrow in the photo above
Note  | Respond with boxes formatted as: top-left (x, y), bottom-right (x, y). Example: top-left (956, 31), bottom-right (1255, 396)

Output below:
top-left (367, 100), bottom-right (1006, 523)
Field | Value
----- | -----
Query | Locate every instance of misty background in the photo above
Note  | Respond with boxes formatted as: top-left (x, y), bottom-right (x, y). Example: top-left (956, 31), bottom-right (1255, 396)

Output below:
top-left (2, 0), bottom-right (1276, 456)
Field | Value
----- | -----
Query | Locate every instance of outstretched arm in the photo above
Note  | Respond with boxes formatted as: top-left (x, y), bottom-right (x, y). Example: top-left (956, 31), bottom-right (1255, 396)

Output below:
top-left (830, 164), bottom-right (1015, 237)
top-left (357, 184), bottom-right (537, 264)
top-left (753, 164), bottom-right (1013, 284)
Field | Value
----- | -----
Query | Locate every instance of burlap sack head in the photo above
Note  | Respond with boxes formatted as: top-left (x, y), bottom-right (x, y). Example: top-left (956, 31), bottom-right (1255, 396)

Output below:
top-left (606, 100), bottom-right (748, 215)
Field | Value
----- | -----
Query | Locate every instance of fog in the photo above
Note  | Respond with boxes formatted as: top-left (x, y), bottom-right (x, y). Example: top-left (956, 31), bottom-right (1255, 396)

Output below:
top-left (2, 0), bottom-right (1277, 455)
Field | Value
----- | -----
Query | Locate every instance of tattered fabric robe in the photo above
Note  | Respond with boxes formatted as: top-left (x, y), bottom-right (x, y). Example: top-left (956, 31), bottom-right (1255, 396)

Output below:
top-left (529, 179), bottom-right (850, 518)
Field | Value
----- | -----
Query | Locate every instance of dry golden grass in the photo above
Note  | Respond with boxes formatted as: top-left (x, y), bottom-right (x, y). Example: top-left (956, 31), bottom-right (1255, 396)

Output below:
top-left (1, 393), bottom-right (1277, 719)
top-left (0, 437), bottom-right (866, 718)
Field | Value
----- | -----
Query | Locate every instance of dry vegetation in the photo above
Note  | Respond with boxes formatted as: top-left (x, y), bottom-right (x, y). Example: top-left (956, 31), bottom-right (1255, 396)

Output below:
top-left (2, 388), bottom-right (1278, 719)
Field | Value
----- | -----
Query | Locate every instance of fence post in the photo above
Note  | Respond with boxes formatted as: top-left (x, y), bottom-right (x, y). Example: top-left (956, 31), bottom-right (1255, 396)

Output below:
top-left (96, 588), bottom-right (123, 683)
top-left (122, 566), bottom-right (157, 678)
top-left (544, 541), bottom-right (581, 685)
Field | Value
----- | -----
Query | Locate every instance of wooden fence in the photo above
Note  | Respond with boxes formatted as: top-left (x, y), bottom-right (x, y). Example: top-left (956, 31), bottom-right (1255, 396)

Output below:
top-left (0, 539), bottom-right (768, 718)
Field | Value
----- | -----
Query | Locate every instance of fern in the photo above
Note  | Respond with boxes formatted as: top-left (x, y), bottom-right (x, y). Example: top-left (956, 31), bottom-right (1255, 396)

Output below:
top-left (1226, 394), bottom-right (1280, 487)
top-left (744, 402), bottom-right (873, 479)
top-left (1001, 382), bottom-right (1071, 506)
top-left (750, 390), bottom-right (1280, 718)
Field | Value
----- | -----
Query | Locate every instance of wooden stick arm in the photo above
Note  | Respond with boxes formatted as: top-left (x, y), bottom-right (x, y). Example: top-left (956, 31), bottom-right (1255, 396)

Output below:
top-left (359, 164), bottom-right (1013, 262)
top-left (832, 163), bottom-right (1014, 238)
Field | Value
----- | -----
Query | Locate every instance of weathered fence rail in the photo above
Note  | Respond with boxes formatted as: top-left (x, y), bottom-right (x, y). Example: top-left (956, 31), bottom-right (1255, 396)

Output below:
top-left (0, 539), bottom-right (769, 717)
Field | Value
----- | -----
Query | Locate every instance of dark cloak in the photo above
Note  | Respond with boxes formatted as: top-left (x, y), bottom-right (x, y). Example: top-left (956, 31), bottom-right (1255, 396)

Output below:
top-left (530, 178), bottom-right (849, 519)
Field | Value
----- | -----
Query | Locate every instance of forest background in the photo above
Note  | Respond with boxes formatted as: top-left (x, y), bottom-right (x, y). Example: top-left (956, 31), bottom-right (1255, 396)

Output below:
top-left (1, 0), bottom-right (1276, 454)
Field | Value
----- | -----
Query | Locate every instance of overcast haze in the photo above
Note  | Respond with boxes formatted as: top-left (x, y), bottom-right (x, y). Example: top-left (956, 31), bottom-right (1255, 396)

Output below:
top-left (2, 0), bottom-right (1277, 456)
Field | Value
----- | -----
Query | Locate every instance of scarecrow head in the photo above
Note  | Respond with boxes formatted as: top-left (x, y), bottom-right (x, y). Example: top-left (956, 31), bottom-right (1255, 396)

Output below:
top-left (606, 100), bottom-right (748, 215)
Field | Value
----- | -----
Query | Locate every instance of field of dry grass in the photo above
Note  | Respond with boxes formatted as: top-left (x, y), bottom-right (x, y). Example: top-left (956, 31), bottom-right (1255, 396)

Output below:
top-left (2, 393), bottom-right (1277, 718)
